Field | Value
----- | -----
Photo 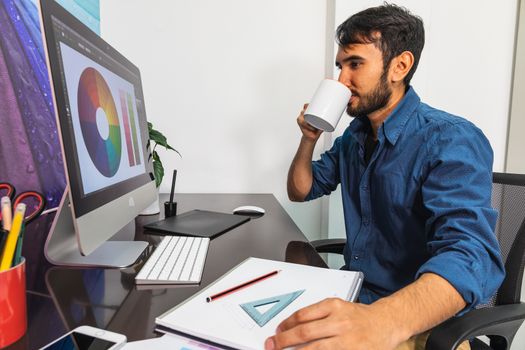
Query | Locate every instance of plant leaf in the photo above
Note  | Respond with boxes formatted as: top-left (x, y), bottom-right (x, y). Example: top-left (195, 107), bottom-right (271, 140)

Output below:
top-left (148, 123), bottom-right (181, 187)
top-left (152, 150), bottom-right (160, 162)
top-left (153, 158), bottom-right (164, 188)
top-left (149, 128), bottom-right (167, 145)
top-left (148, 123), bottom-right (182, 156)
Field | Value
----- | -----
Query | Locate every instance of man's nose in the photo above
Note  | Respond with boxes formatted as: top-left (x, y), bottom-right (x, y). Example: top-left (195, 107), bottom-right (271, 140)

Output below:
top-left (337, 70), bottom-right (351, 88)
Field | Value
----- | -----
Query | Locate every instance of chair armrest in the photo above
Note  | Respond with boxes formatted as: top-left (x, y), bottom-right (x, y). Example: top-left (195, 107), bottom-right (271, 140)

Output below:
top-left (309, 238), bottom-right (346, 254)
top-left (425, 303), bottom-right (525, 350)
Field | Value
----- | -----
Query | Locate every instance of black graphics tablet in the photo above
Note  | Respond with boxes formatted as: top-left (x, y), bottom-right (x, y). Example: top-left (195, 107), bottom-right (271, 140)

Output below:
top-left (143, 210), bottom-right (250, 239)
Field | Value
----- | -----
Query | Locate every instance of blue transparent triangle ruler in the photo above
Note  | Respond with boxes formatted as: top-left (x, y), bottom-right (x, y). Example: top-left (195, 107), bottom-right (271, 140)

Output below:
top-left (240, 289), bottom-right (305, 327)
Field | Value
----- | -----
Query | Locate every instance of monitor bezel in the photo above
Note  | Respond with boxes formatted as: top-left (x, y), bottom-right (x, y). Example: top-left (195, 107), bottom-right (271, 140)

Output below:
top-left (40, 0), bottom-right (155, 219)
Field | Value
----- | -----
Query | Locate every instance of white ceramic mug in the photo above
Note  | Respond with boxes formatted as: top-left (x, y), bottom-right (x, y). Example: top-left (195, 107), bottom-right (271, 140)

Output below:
top-left (304, 79), bottom-right (351, 132)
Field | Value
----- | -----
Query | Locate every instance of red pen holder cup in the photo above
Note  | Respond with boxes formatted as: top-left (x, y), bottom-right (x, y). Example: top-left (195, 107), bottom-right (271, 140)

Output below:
top-left (0, 257), bottom-right (27, 347)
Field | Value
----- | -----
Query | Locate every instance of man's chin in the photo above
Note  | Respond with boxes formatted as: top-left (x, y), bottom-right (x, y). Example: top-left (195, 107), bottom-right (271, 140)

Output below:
top-left (346, 98), bottom-right (364, 117)
top-left (346, 106), bottom-right (361, 117)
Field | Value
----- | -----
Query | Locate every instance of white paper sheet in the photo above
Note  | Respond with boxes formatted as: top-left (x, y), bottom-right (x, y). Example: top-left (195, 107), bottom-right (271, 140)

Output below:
top-left (156, 257), bottom-right (363, 350)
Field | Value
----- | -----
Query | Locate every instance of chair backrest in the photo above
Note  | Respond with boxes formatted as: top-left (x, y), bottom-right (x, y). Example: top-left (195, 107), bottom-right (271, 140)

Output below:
top-left (491, 172), bottom-right (525, 306)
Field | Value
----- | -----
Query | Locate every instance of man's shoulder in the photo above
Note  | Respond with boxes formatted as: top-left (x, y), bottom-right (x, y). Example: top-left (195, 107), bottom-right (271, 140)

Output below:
top-left (417, 102), bottom-right (467, 125)
top-left (412, 101), bottom-right (491, 159)
top-left (415, 102), bottom-right (478, 133)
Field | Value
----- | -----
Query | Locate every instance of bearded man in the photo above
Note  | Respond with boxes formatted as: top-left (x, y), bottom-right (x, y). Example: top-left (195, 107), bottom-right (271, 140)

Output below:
top-left (268, 4), bottom-right (505, 350)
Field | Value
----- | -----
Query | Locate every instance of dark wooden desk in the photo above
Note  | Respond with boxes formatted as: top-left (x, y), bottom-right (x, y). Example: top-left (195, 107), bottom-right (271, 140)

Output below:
top-left (9, 194), bottom-right (325, 349)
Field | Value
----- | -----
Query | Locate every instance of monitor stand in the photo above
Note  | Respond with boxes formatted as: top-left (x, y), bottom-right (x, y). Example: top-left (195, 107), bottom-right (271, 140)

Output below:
top-left (44, 192), bottom-right (148, 268)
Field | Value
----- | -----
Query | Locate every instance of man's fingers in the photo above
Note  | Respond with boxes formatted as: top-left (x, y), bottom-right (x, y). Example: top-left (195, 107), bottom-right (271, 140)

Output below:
top-left (277, 298), bottom-right (339, 332)
top-left (304, 123), bottom-right (321, 133)
top-left (303, 120), bottom-right (321, 133)
top-left (297, 102), bottom-right (322, 139)
top-left (297, 114), bottom-right (321, 133)
top-left (298, 337), bottom-right (342, 350)
top-left (268, 316), bottom-right (342, 350)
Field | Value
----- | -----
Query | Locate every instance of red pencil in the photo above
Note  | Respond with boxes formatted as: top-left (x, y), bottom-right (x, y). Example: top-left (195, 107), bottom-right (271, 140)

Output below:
top-left (206, 270), bottom-right (280, 302)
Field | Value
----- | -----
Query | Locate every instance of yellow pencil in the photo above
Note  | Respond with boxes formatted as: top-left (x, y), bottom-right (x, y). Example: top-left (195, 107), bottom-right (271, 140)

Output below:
top-left (0, 203), bottom-right (26, 271)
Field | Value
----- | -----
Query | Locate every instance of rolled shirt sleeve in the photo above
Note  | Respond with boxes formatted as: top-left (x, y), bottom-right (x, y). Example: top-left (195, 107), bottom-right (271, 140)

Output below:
top-left (305, 136), bottom-right (342, 201)
top-left (416, 121), bottom-right (505, 313)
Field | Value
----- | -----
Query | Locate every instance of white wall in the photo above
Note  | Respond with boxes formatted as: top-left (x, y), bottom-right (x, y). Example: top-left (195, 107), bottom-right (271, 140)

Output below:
top-left (100, 0), bottom-right (329, 240)
top-left (509, 1), bottom-right (525, 346)
top-left (507, 0), bottom-right (525, 174)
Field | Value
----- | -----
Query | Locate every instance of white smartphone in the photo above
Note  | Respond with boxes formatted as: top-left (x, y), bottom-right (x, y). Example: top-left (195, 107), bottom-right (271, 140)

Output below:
top-left (39, 325), bottom-right (126, 350)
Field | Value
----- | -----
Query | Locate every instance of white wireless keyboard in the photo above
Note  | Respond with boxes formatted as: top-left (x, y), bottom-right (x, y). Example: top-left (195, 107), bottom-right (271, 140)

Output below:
top-left (135, 236), bottom-right (209, 284)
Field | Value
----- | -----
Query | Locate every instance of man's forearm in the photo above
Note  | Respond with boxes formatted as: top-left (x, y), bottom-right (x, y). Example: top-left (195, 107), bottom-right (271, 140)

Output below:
top-left (370, 273), bottom-right (466, 344)
top-left (287, 136), bottom-right (317, 201)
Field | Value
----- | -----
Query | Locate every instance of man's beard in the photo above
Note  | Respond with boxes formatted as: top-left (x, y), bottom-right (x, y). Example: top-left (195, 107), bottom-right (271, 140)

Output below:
top-left (347, 70), bottom-right (392, 117)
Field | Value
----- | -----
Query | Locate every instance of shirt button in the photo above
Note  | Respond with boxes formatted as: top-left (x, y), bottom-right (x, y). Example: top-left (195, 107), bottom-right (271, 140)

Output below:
top-left (353, 255), bottom-right (359, 260)
top-left (362, 185), bottom-right (368, 191)
top-left (362, 218), bottom-right (369, 226)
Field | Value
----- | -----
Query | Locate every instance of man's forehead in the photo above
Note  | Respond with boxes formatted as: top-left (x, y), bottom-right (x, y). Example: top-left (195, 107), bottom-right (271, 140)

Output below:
top-left (336, 42), bottom-right (382, 61)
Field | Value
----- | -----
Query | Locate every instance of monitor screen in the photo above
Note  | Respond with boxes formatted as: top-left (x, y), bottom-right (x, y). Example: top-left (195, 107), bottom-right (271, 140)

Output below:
top-left (43, 5), bottom-right (153, 218)
top-left (40, 0), bottom-right (155, 263)
top-left (60, 41), bottom-right (146, 195)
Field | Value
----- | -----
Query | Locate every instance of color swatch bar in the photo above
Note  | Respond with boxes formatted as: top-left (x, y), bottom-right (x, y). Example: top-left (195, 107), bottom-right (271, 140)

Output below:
top-left (120, 90), bottom-right (135, 166)
top-left (126, 93), bottom-right (141, 165)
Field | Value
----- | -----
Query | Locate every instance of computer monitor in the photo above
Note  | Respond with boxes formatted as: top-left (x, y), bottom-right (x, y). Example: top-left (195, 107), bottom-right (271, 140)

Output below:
top-left (39, 0), bottom-right (157, 267)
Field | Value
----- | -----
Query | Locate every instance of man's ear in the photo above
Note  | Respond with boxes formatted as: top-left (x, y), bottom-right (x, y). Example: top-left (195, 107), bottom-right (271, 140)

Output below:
top-left (390, 51), bottom-right (414, 83)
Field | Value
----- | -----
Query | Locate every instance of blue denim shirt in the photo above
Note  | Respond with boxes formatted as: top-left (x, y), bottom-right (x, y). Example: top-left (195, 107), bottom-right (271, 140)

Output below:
top-left (305, 87), bottom-right (505, 312)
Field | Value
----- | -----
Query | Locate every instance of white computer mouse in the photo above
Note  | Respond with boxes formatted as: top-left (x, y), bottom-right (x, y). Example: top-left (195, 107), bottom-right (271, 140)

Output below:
top-left (232, 205), bottom-right (266, 215)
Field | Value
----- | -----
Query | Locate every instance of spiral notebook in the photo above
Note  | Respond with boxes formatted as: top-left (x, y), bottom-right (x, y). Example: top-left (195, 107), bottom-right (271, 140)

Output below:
top-left (155, 257), bottom-right (364, 350)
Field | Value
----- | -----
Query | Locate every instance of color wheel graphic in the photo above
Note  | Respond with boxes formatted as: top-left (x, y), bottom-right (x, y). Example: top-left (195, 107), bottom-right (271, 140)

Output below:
top-left (77, 67), bottom-right (121, 177)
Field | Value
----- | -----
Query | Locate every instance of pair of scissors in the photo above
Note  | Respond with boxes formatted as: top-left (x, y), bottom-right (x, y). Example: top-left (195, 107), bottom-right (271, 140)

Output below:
top-left (0, 182), bottom-right (46, 224)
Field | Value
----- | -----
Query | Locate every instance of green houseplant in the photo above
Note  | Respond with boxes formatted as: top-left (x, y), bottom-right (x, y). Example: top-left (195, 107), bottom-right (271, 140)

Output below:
top-left (148, 122), bottom-right (181, 187)
top-left (141, 122), bottom-right (180, 215)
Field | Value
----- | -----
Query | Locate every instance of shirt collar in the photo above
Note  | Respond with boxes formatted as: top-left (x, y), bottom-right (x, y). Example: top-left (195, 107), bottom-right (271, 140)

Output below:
top-left (347, 86), bottom-right (420, 146)
top-left (380, 86), bottom-right (420, 145)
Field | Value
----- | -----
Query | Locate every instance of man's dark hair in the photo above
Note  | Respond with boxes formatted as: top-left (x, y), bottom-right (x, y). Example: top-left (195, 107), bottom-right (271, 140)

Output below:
top-left (336, 3), bottom-right (425, 86)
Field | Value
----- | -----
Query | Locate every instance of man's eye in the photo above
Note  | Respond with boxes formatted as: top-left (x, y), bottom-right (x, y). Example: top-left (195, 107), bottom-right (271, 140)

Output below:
top-left (350, 62), bottom-right (361, 69)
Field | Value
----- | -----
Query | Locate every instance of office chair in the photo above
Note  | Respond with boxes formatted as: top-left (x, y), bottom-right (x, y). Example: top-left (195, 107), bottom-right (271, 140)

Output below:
top-left (310, 172), bottom-right (525, 350)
